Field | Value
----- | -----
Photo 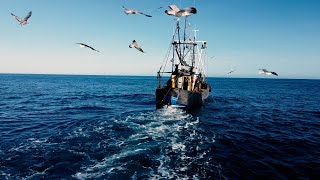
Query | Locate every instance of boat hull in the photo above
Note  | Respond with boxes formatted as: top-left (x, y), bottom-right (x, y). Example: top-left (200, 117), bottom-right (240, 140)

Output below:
top-left (156, 86), bottom-right (210, 109)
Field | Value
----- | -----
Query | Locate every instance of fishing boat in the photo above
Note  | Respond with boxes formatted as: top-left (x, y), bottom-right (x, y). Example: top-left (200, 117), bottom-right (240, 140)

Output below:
top-left (156, 17), bottom-right (211, 109)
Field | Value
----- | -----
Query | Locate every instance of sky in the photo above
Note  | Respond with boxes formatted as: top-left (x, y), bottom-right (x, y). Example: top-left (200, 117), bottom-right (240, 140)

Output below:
top-left (0, 0), bottom-right (319, 79)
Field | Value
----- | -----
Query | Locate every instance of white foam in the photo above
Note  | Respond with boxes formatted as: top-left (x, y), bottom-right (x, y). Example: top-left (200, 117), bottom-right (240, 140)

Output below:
top-left (75, 148), bottom-right (147, 179)
top-left (0, 171), bottom-right (11, 179)
top-left (8, 144), bottom-right (29, 152)
top-left (74, 172), bottom-right (93, 180)
top-left (184, 117), bottom-right (199, 129)
top-left (172, 143), bottom-right (186, 151)
top-left (180, 155), bottom-right (192, 161)
top-left (23, 166), bottom-right (52, 179)
top-left (29, 137), bottom-right (48, 144)
top-left (107, 166), bottom-right (126, 173)
top-left (180, 167), bottom-right (188, 171)
top-left (73, 109), bottom-right (217, 179)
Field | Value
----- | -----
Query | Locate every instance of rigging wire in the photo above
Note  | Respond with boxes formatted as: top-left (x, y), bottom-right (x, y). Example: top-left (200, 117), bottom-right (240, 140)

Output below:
top-left (159, 25), bottom-right (178, 75)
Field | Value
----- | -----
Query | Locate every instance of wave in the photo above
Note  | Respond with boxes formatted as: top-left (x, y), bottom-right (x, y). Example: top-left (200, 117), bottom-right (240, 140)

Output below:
top-left (72, 107), bottom-right (223, 179)
top-left (60, 105), bottom-right (112, 111)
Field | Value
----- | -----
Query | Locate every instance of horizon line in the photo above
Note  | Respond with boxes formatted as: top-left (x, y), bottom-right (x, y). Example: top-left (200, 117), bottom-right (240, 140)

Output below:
top-left (0, 72), bottom-right (319, 80)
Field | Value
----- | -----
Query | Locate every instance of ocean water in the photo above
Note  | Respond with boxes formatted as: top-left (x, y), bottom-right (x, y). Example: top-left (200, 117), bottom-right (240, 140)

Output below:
top-left (0, 74), bottom-right (319, 179)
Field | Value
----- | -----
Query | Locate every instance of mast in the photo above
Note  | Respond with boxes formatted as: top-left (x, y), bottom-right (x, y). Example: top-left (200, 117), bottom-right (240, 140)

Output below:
top-left (173, 18), bottom-right (186, 68)
top-left (192, 29), bottom-right (199, 68)
top-left (176, 20), bottom-right (182, 64)
top-left (166, 17), bottom-right (208, 77)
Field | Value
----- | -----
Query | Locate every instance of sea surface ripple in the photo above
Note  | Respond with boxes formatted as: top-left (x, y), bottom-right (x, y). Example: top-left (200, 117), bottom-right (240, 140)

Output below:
top-left (0, 74), bottom-right (319, 179)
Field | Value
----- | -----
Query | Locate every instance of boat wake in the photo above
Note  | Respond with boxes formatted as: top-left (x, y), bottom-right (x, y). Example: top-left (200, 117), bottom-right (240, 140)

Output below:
top-left (1, 106), bottom-right (224, 179)
top-left (73, 107), bottom-right (224, 179)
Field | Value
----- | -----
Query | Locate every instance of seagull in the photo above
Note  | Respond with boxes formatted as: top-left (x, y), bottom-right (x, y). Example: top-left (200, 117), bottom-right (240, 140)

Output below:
top-left (228, 69), bottom-right (235, 74)
top-left (129, 40), bottom-right (145, 53)
top-left (165, 5), bottom-right (197, 17)
top-left (76, 43), bottom-right (99, 52)
top-left (258, 69), bottom-right (278, 76)
top-left (11, 11), bottom-right (32, 26)
top-left (201, 42), bottom-right (207, 49)
top-left (122, 6), bottom-right (152, 17)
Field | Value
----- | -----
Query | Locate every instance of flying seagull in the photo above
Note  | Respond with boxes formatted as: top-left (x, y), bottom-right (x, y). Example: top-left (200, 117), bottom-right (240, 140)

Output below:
top-left (165, 5), bottom-right (197, 17)
top-left (129, 40), bottom-right (145, 53)
top-left (76, 43), bottom-right (99, 52)
top-left (258, 69), bottom-right (278, 76)
top-left (201, 42), bottom-right (207, 49)
top-left (227, 69), bottom-right (235, 74)
top-left (122, 6), bottom-right (152, 17)
top-left (11, 11), bottom-right (32, 25)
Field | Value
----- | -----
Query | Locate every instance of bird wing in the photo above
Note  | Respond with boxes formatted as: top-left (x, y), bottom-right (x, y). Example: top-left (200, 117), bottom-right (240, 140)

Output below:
top-left (132, 40), bottom-right (139, 47)
top-left (11, 13), bottom-right (22, 22)
top-left (131, 40), bottom-right (144, 53)
top-left (136, 47), bottom-right (145, 53)
top-left (122, 6), bottom-right (129, 11)
top-left (168, 5), bottom-right (180, 12)
top-left (122, 6), bottom-right (132, 14)
top-left (86, 45), bottom-right (99, 52)
top-left (271, 72), bottom-right (278, 76)
top-left (24, 11), bottom-right (32, 21)
top-left (260, 69), bottom-right (268, 72)
top-left (177, 7), bottom-right (197, 17)
top-left (91, 48), bottom-right (100, 52)
top-left (138, 12), bottom-right (152, 17)
top-left (184, 7), bottom-right (197, 14)
top-left (77, 43), bottom-right (99, 52)
top-left (165, 10), bottom-right (176, 16)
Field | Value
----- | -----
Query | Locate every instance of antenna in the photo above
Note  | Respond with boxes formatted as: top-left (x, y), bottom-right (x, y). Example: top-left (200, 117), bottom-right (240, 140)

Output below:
top-left (192, 29), bottom-right (199, 40)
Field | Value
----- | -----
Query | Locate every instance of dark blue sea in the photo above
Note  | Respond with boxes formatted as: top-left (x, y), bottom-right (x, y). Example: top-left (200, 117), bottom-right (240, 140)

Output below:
top-left (0, 74), bottom-right (319, 179)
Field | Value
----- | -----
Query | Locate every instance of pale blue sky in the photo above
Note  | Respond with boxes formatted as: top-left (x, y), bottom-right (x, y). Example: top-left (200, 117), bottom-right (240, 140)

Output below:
top-left (1, 0), bottom-right (319, 78)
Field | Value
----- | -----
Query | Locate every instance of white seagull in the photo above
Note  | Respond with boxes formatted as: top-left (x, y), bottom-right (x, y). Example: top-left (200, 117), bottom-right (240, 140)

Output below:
top-left (122, 6), bottom-right (152, 17)
top-left (258, 69), bottom-right (278, 76)
top-left (76, 43), bottom-right (100, 52)
top-left (201, 42), bottom-right (207, 49)
top-left (11, 11), bottom-right (32, 26)
top-left (165, 5), bottom-right (197, 17)
top-left (129, 40), bottom-right (145, 53)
